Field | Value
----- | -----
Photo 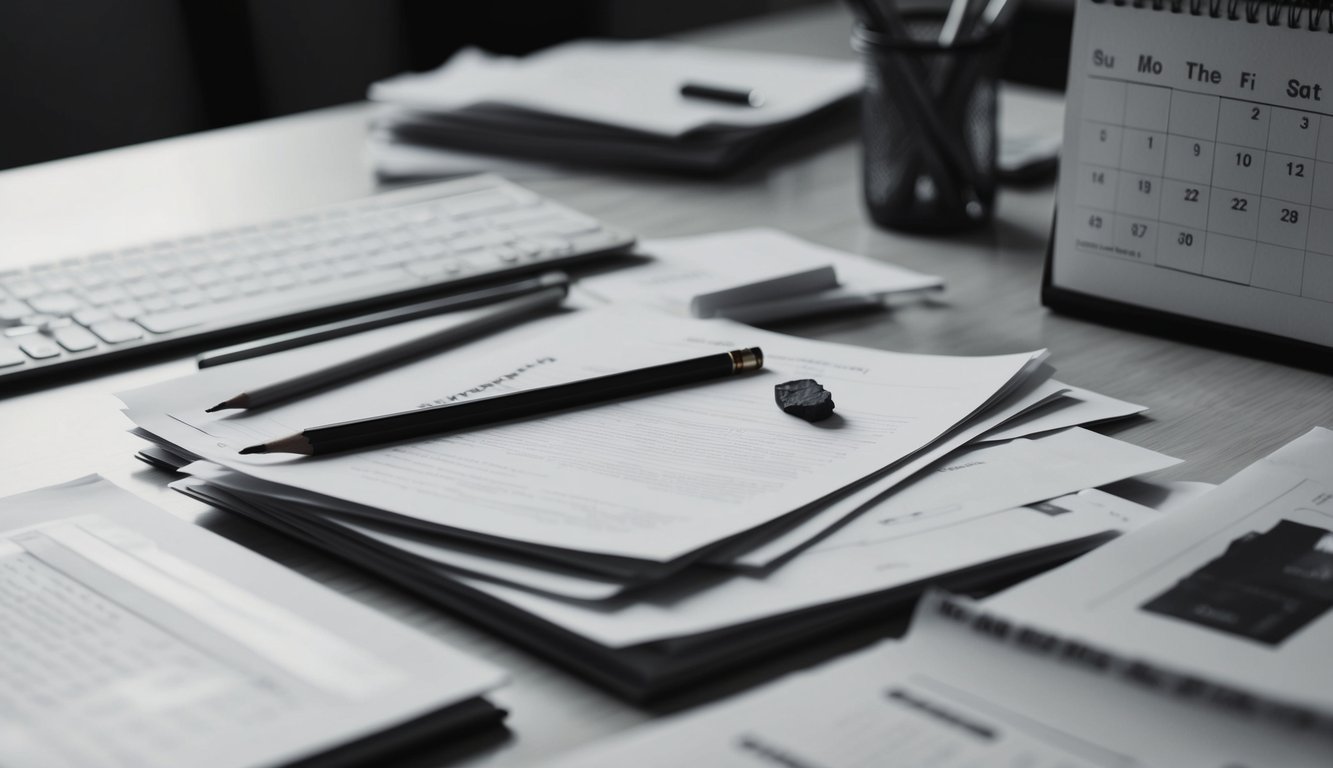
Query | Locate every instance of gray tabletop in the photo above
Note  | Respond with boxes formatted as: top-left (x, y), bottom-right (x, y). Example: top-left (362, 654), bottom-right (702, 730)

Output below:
top-left (1, 4), bottom-right (1330, 767)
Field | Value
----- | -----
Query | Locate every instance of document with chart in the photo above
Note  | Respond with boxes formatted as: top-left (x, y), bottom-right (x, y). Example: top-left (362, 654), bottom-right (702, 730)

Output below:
top-left (1048, 0), bottom-right (1333, 350)
top-left (0, 477), bottom-right (505, 768)
top-left (991, 427), bottom-right (1333, 715)
top-left (546, 591), bottom-right (1333, 768)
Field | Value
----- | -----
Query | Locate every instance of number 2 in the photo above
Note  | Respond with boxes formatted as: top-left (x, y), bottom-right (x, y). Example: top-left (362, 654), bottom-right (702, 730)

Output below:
top-left (1251, 107), bottom-right (1261, 120)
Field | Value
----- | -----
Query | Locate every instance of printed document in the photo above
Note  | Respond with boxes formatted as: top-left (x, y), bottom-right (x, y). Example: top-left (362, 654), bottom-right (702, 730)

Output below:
top-left (371, 41), bottom-right (861, 137)
top-left (544, 592), bottom-right (1333, 768)
top-left (456, 429), bottom-right (1178, 646)
top-left (0, 477), bottom-right (504, 768)
top-left (120, 308), bottom-right (1043, 562)
top-left (990, 426), bottom-right (1333, 715)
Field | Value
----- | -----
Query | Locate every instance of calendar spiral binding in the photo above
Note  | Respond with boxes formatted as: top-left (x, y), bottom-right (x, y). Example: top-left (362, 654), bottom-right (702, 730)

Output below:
top-left (1095, 0), bottom-right (1333, 31)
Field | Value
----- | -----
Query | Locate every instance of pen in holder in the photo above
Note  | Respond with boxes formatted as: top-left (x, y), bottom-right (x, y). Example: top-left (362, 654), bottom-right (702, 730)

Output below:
top-left (853, 15), bottom-right (1005, 233)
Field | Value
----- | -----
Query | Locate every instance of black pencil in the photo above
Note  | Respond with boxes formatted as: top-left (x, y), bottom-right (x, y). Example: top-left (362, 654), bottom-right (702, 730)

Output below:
top-left (239, 346), bottom-right (765, 456)
top-left (206, 281), bottom-right (568, 412)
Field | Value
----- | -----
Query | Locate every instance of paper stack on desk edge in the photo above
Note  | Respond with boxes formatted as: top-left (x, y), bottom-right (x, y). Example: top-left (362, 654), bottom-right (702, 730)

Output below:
top-left (119, 305), bottom-right (1176, 699)
top-left (542, 429), bottom-right (1333, 767)
top-left (0, 476), bottom-right (506, 768)
top-left (368, 40), bottom-right (861, 177)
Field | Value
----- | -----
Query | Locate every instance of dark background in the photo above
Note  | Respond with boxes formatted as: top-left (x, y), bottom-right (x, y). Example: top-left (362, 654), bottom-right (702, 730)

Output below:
top-left (0, 0), bottom-right (1072, 171)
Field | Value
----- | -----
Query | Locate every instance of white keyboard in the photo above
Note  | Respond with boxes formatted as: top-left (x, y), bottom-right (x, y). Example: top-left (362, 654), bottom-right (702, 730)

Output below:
top-left (0, 175), bottom-right (633, 387)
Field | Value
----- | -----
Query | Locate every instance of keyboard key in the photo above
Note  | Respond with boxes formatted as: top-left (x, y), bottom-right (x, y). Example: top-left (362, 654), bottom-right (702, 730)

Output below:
top-left (160, 275), bottom-right (191, 292)
top-left (37, 317), bottom-right (72, 332)
top-left (405, 260), bottom-right (448, 278)
top-left (0, 345), bottom-right (25, 367)
top-left (52, 326), bottom-right (100, 352)
top-left (450, 231), bottom-right (511, 253)
top-left (125, 280), bottom-right (160, 299)
top-left (3, 279), bottom-right (43, 299)
top-left (36, 274), bottom-right (75, 292)
top-left (445, 188), bottom-right (534, 217)
top-left (72, 307), bottom-right (112, 327)
top-left (141, 296), bottom-right (175, 313)
top-left (0, 301), bottom-right (29, 324)
top-left (74, 269), bottom-right (111, 289)
top-left (532, 216), bottom-right (603, 237)
top-left (236, 277), bottom-right (267, 295)
top-left (27, 292), bottom-right (83, 315)
top-left (190, 267), bottom-right (224, 286)
top-left (175, 290), bottom-right (207, 308)
top-left (83, 286), bottom-right (129, 305)
top-left (19, 337), bottom-right (62, 359)
top-left (90, 320), bottom-right (145, 344)
top-left (20, 314), bottom-right (57, 328)
top-left (110, 301), bottom-right (144, 320)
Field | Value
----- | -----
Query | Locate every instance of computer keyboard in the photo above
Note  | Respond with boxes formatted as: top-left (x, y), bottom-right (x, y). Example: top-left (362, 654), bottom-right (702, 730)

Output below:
top-left (0, 174), bottom-right (634, 387)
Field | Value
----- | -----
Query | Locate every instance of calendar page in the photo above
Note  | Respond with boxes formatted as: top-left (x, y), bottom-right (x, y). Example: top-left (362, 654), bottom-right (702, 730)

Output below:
top-left (1051, 0), bottom-right (1333, 349)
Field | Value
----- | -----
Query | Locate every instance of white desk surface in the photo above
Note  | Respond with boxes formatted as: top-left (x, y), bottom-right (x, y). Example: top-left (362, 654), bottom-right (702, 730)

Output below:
top-left (1, 4), bottom-right (1330, 766)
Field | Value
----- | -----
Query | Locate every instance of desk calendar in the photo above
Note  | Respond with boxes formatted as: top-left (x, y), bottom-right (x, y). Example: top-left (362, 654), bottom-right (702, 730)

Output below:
top-left (1044, 0), bottom-right (1333, 359)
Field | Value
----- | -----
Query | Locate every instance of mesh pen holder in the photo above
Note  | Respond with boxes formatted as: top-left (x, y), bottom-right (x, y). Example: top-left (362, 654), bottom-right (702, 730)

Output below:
top-left (854, 17), bottom-right (1005, 233)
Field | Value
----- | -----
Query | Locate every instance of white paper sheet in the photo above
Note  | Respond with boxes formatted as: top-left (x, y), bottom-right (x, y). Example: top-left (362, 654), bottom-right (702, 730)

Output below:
top-left (0, 477), bottom-right (503, 768)
top-left (179, 461), bottom-right (633, 601)
top-left (577, 228), bottom-right (941, 321)
top-left (370, 41), bottom-right (861, 138)
top-left (460, 429), bottom-right (1178, 646)
top-left (978, 384), bottom-right (1146, 443)
top-left (990, 427), bottom-right (1333, 716)
top-left (120, 308), bottom-right (1043, 562)
top-left (719, 375), bottom-right (1067, 569)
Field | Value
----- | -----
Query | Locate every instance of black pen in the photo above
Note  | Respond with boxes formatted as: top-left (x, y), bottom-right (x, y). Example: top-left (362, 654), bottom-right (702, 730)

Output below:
top-left (680, 82), bottom-right (765, 107)
top-left (239, 347), bottom-right (765, 456)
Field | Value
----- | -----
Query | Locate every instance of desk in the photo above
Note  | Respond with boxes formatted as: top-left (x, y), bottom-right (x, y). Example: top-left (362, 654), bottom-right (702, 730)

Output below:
top-left (2, 4), bottom-right (1330, 766)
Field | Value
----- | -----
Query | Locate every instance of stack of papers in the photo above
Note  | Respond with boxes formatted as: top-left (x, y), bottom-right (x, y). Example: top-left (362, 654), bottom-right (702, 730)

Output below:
top-left (0, 476), bottom-right (506, 768)
top-left (577, 228), bottom-right (943, 324)
top-left (545, 429), bottom-right (1333, 766)
top-left (368, 41), bottom-right (861, 177)
top-left (119, 306), bottom-right (1174, 699)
